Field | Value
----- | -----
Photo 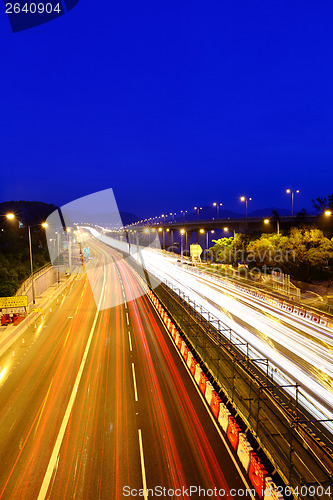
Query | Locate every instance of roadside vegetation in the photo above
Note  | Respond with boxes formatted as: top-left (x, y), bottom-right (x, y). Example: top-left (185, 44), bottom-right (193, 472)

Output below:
top-left (0, 201), bottom-right (55, 297)
top-left (210, 228), bottom-right (333, 282)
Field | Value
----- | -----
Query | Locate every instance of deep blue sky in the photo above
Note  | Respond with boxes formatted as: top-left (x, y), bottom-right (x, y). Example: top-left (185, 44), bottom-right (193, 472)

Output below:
top-left (0, 1), bottom-right (332, 218)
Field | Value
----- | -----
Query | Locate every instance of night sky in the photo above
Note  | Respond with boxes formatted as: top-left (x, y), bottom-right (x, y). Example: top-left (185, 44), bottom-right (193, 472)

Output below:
top-left (0, 1), bottom-right (332, 218)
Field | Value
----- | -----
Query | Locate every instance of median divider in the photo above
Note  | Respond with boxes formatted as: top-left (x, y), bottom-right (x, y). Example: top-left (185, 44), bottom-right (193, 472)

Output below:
top-left (147, 288), bottom-right (282, 499)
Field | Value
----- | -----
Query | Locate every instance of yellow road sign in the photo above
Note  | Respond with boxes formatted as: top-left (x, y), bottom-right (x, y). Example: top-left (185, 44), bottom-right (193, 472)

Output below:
top-left (0, 296), bottom-right (28, 309)
top-left (190, 244), bottom-right (202, 257)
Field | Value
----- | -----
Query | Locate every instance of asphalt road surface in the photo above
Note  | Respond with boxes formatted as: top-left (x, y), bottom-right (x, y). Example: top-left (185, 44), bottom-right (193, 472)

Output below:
top-left (0, 242), bottom-right (254, 499)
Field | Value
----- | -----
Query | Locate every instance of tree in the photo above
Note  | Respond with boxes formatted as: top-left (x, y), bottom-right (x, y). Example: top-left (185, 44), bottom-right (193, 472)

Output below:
top-left (312, 194), bottom-right (333, 213)
top-left (247, 228), bottom-right (333, 281)
top-left (210, 233), bottom-right (250, 265)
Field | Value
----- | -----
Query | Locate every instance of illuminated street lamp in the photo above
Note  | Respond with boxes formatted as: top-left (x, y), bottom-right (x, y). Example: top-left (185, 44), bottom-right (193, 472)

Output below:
top-left (240, 196), bottom-right (252, 218)
top-left (158, 227), bottom-right (165, 249)
top-left (180, 229), bottom-right (185, 261)
top-left (194, 206), bottom-right (202, 220)
top-left (213, 202), bottom-right (222, 219)
top-left (6, 214), bottom-right (48, 304)
top-left (224, 226), bottom-right (236, 237)
top-left (286, 189), bottom-right (299, 217)
top-left (264, 218), bottom-right (280, 234)
top-left (324, 210), bottom-right (332, 216)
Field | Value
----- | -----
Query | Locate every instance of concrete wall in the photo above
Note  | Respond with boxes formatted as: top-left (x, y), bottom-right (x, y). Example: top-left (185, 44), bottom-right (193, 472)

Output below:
top-left (16, 265), bottom-right (65, 304)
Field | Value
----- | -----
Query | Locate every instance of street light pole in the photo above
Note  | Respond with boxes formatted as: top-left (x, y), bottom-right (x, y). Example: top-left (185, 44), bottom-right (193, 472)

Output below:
top-left (286, 189), bottom-right (299, 217)
top-left (28, 225), bottom-right (35, 304)
top-left (6, 214), bottom-right (47, 304)
top-left (56, 231), bottom-right (60, 283)
top-left (240, 196), bottom-right (252, 218)
top-left (206, 231), bottom-right (209, 260)
top-left (213, 202), bottom-right (222, 219)
top-left (180, 229), bottom-right (185, 262)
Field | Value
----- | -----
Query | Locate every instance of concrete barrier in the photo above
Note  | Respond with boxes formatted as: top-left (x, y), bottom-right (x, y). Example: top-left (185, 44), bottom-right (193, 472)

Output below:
top-left (186, 350), bottom-right (193, 367)
top-left (194, 364), bottom-right (202, 385)
top-left (204, 380), bottom-right (214, 406)
top-left (248, 453), bottom-right (269, 500)
top-left (237, 433), bottom-right (253, 473)
top-left (218, 403), bottom-right (231, 433)
top-left (198, 371), bottom-right (208, 395)
top-left (210, 392), bottom-right (221, 419)
top-left (227, 416), bottom-right (241, 451)
top-left (263, 478), bottom-right (284, 500)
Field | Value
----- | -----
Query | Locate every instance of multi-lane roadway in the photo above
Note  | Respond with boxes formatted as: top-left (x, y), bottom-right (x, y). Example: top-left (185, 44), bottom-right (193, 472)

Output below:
top-left (0, 240), bottom-right (254, 499)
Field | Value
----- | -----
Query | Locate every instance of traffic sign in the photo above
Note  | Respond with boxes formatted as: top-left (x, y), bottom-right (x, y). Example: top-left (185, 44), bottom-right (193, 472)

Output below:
top-left (1, 307), bottom-right (26, 315)
top-left (190, 244), bottom-right (202, 258)
top-left (0, 296), bottom-right (28, 309)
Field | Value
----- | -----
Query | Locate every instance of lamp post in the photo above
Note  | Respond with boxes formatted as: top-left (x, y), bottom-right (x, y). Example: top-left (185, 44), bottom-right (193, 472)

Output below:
top-left (55, 231), bottom-right (60, 283)
top-left (180, 229), bottom-right (185, 262)
top-left (264, 218), bottom-right (280, 234)
top-left (6, 214), bottom-right (48, 304)
top-left (224, 227), bottom-right (236, 238)
top-left (240, 196), bottom-right (252, 218)
top-left (158, 228), bottom-right (164, 249)
top-left (194, 206), bottom-right (202, 220)
top-left (286, 189), bottom-right (299, 217)
top-left (213, 202), bottom-right (222, 219)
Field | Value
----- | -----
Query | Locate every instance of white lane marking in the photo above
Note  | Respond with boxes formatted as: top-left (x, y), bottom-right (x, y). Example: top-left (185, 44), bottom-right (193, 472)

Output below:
top-left (128, 331), bottom-right (133, 352)
top-left (132, 363), bottom-right (138, 401)
top-left (126, 312), bottom-right (130, 326)
top-left (37, 264), bottom-right (106, 500)
top-left (147, 295), bottom-right (256, 500)
top-left (138, 429), bottom-right (148, 500)
top-left (124, 302), bottom-right (127, 309)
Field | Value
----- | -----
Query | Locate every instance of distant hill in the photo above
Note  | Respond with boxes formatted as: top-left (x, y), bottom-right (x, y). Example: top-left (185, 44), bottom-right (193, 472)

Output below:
top-left (248, 207), bottom-right (291, 217)
top-left (174, 206), bottom-right (242, 222)
top-left (0, 201), bottom-right (141, 228)
top-left (0, 200), bottom-right (58, 226)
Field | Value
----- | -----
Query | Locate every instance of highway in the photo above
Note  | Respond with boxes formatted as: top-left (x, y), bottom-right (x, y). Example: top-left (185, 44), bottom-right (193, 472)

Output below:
top-left (135, 249), bottom-right (333, 432)
top-left (0, 241), bottom-right (253, 499)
